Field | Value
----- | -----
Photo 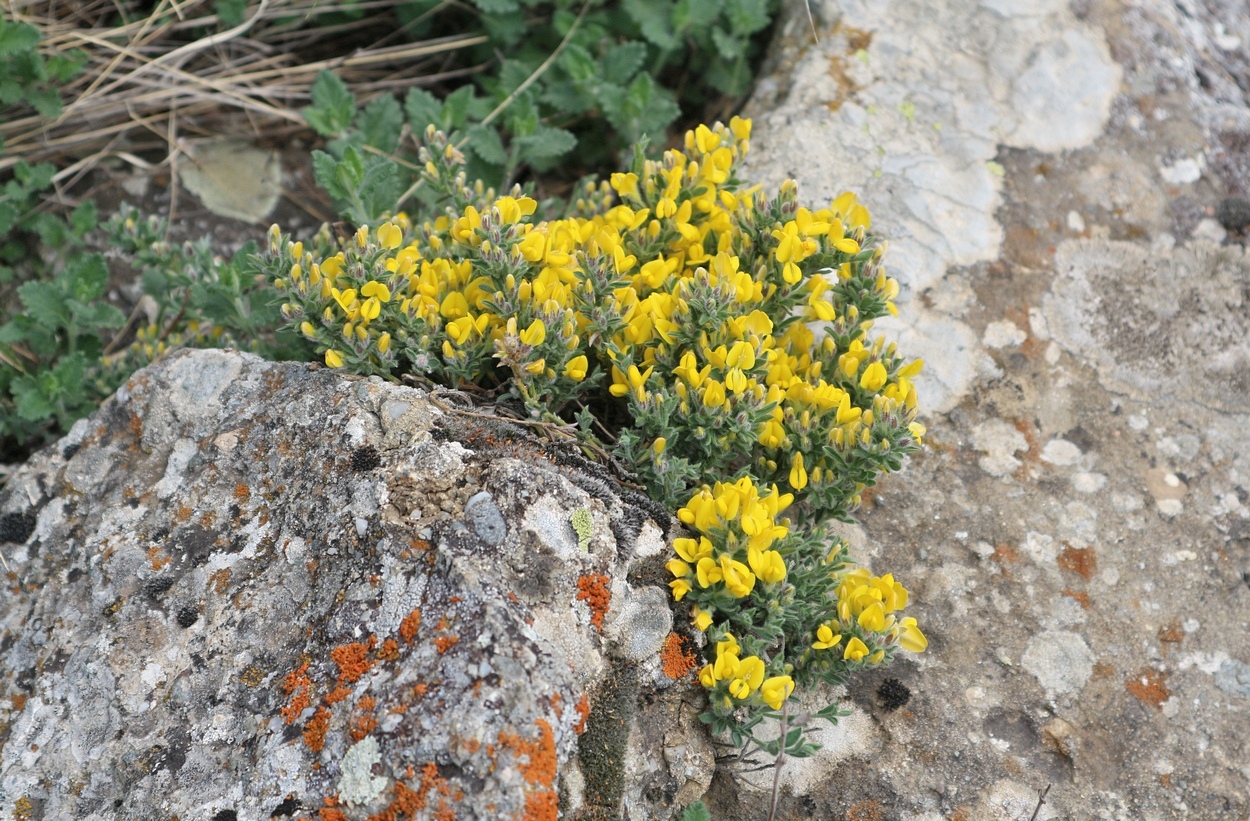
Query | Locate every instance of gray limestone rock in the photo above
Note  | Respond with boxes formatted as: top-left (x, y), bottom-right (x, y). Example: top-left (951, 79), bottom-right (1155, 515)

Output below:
top-left (0, 350), bottom-right (704, 820)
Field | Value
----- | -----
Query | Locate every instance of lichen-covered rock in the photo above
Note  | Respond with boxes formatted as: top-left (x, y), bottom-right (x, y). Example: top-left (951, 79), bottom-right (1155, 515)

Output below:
top-left (0, 350), bottom-right (710, 820)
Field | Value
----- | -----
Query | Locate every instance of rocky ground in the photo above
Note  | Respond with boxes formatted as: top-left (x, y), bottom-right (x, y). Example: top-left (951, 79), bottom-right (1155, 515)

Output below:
top-left (729, 0), bottom-right (1250, 818)
top-left (3, 0), bottom-right (1249, 819)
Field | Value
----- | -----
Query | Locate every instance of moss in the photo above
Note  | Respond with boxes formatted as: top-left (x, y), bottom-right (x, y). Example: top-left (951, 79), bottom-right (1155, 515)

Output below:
top-left (577, 660), bottom-right (638, 815)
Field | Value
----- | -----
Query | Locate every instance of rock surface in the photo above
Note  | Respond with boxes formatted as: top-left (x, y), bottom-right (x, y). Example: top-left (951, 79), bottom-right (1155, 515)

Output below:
top-left (734, 0), bottom-right (1250, 818)
top-left (0, 350), bottom-right (712, 820)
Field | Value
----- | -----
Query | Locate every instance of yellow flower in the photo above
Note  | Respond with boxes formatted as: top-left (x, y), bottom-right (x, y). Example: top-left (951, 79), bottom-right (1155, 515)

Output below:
top-left (300, 321), bottom-right (317, 338)
top-left (652, 437), bottom-right (666, 455)
top-left (520, 319), bottom-right (546, 346)
top-left (812, 623), bottom-right (842, 650)
top-left (666, 558), bottom-right (692, 578)
top-left (324, 349), bottom-right (345, 368)
top-left (564, 355), bottom-right (588, 381)
top-left (524, 358), bottom-right (546, 374)
top-left (669, 578), bottom-right (692, 601)
top-left (377, 222), bottom-right (403, 250)
top-left (895, 617), bottom-right (928, 652)
top-left (692, 607), bottom-right (713, 632)
top-left (789, 452), bottom-right (808, 490)
top-left (702, 380), bottom-right (727, 408)
top-left (673, 536), bottom-right (714, 563)
top-left (843, 636), bottom-right (870, 662)
top-left (695, 557), bottom-right (723, 588)
top-left (360, 296), bottom-right (382, 321)
top-left (860, 361), bottom-right (888, 392)
top-left (747, 548), bottom-right (786, 584)
top-left (760, 675), bottom-right (794, 709)
top-left (719, 556), bottom-right (756, 598)
top-left (728, 656), bottom-right (766, 700)
top-left (361, 281), bottom-right (392, 302)
top-left (377, 333), bottom-right (391, 353)
top-left (857, 601), bottom-right (886, 632)
top-left (495, 195), bottom-right (537, 224)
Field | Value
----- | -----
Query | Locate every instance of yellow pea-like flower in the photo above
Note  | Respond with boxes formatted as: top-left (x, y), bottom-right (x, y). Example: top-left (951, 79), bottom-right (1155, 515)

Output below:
top-left (520, 319), bottom-right (546, 346)
top-left (324, 349), bottom-right (345, 368)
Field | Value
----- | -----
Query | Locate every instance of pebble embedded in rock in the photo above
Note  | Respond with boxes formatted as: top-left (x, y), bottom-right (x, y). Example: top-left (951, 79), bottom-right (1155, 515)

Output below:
top-left (464, 491), bottom-right (507, 546)
top-left (1041, 438), bottom-right (1082, 466)
top-left (1021, 630), bottom-right (1095, 694)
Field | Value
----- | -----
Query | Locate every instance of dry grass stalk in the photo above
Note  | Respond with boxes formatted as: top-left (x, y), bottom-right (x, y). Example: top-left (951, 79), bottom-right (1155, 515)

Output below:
top-left (1, 0), bottom-right (486, 178)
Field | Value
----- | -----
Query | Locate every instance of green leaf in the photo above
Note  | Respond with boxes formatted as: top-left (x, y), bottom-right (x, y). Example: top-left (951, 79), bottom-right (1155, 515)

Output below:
top-left (441, 86), bottom-right (476, 130)
top-left (215, 0), bottom-right (248, 27)
top-left (514, 125), bottom-right (576, 161)
top-left (466, 124), bottom-right (508, 166)
top-left (17, 280), bottom-right (68, 329)
top-left (601, 41), bottom-right (648, 85)
top-left (404, 87), bottom-right (442, 132)
top-left (358, 94), bottom-right (403, 153)
top-left (623, 0), bottom-right (677, 50)
top-left (0, 202), bottom-right (18, 236)
top-left (311, 150), bottom-right (348, 200)
top-left (726, 0), bottom-right (771, 35)
top-left (471, 0), bottom-right (519, 13)
top-left (63, 253), bottom-right (109, 303)
top-left (25, 88), bottom-right (63, 119)
top-left (304, 71), bottom-right (356, 137)
top-left (11, 376), bottom-right (54, 422)
top-left (0, 19), bottom-right (41, 56)
top-left (681, 801), bottom-right (712, 821)
top-left (70, 201), bottom-right (98, 236)
top-left (560, 43), bottom-right (599, 85)
top-left (710, 27), bottom-right (744, 60)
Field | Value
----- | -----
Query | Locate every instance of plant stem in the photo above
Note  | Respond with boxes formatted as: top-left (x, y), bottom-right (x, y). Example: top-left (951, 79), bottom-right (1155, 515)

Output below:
top-left (766, 701), bottom-right (787, 821)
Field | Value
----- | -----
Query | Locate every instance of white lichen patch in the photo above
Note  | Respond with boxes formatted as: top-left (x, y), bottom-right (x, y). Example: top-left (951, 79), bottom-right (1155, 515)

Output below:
top-left (338, 735), bottom-right (389, 807)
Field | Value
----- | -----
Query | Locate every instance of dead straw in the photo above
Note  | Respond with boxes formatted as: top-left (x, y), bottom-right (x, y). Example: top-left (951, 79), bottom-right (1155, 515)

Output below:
top-left (0, 0), bottom-right (488, 177)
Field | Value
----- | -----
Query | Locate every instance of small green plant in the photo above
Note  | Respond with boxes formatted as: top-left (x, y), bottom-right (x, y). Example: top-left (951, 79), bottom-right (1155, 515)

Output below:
top-left (302, 0), bottom-right (778, 219)
top-left (260, 119), bottom-right (928, 808)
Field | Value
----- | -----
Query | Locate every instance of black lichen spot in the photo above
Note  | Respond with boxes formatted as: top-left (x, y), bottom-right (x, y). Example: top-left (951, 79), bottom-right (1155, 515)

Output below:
top-left (351, 445), bottom-right (382, 472)
top-left (143, 576), bottom-right (176, 601)
top-left (62, 442), bottom-right (81, 459)
top-left (213, 811), bottom-right (238, 821)
top-left (877, 677), bottom-right (911, 711)
top-left (176, 605), bottom-right (200, 628)
top-left (1217, 197), bottom-right (1250, 235)
top-left (270, 797), bottom-right (301, 817)
top-left (0, 511), bottom-right (37, 544)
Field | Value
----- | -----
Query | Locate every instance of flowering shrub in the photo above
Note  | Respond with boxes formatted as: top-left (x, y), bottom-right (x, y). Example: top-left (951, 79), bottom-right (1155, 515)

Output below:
top-left (262, 118), bottom-right (926, 762)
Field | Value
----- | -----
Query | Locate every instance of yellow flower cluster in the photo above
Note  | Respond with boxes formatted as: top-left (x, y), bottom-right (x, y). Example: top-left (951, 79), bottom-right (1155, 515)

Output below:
top-left (698, 633), bottom-right (795, 710)
top-left (264, 118), bottom-right (929, 732)
top-left (667, 477), bottom-right (792, 604)
top-left (810, 568), bottom-right (928, 665)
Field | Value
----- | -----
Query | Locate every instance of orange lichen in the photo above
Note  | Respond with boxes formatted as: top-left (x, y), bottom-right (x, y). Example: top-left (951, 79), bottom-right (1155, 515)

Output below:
top-left (660, 633), bottom-right (698, 679)
top-left (1157, 621), bottom-right (1184, 644)
top-left (234, 483), bottom-right (251, 500)
top-left (350, 696), bottom-right (379, 741)
top-left (331, 637), bottom-right (377, 684)
top-left (281, 661), bottom-right (313, 724)
top-left (412, 682), bottom-right (430, 700)
top-left (303, 706), bottom-right (331, 752)
top-left (845, 799), bottom-right (885, 821)
top-left (500, 719), bottom-right (557, 787)
top-left (522, 790), bottom-right (558, 821)
top-left (1126, 667), bottom-right (1171, 710)
top-left (146, 546), bottom-right (171, 571)
top-left (549, 692), bottom-right (562, 719)
top-left (324, 686), bottom-right (353, 706)
top-left (399, 608), bottom-right (422, 643)
top-left (377, 638), bottom-right (401, 661)
top-left (319, 810), bottom-right (348, 821)
top-left (573, 695), bottom-right (590, 734)
top-left (1057, 544), bottom-right (1097, 579)
top-left (434, 635), bottom-right (460, 654)
top-left (209, 568), bottom-right (231, 594)
top-left (576, 574), bottom-right (611, 631)
top-left (1061, 588), bottom-right (1091, 610)
top-left (174, 505), bottom-right (193, 523)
